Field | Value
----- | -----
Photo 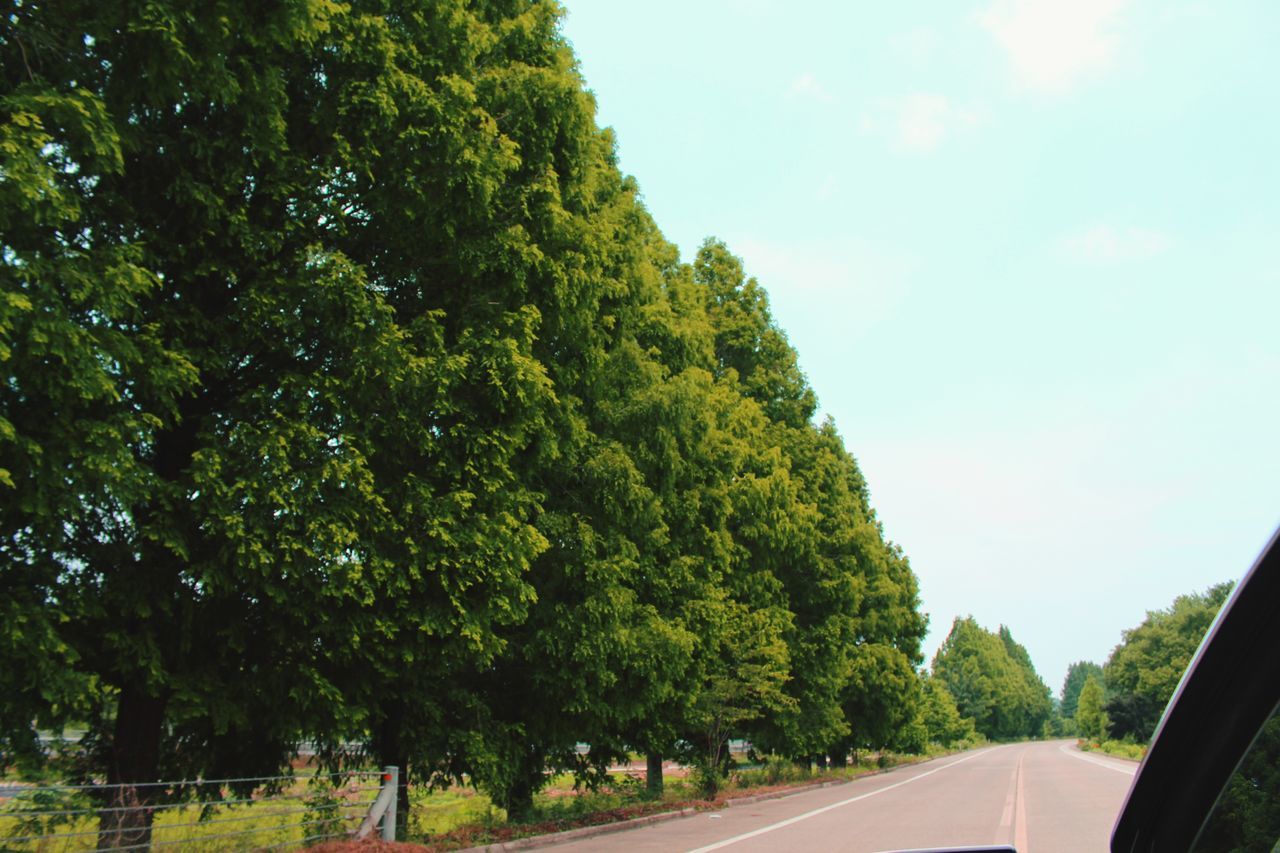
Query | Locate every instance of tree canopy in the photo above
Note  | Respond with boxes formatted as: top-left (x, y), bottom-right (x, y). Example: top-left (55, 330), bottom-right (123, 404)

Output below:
top-left (932, 618), bottom-right (1049, 741)
top-left (1061, 660), bottom-right (1104, 720)
top-left (0, 0), bottom-right (988, 836)
top-left (1103, 582), bottom-right (1233, 742)
top-left (1075, 675), bottom-right (1108, 743)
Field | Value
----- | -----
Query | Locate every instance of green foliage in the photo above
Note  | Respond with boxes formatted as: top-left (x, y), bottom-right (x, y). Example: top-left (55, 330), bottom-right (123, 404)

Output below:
top-left (1, 0), bottom-right (565, 794)
top-left (919, 675), bottom-right (979, 748)
top-left (1103, 582), bottom-right (1233, 741)
top-left (1079, 739), bottom-right (1146, 760)
top-left (2, 0), bottom-right (933, 840)
top-left (1, 785), bottom-right (93, 842)
top-left (687, 599), bottom-right (795, 797)
top-left (743, 755), bottom-right (812, 787)
top-left (1074, 676), bottom-right (1109, 743)
top-left (932, 618), bottom-right (1050, 740)
top-left (998, 626), bottom-right (1054, 737)
top-left (1061, 661), bottom-right (1104, 719)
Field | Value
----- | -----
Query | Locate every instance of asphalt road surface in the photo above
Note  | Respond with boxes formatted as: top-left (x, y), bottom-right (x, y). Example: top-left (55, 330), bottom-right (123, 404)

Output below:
top-left (543, 740), bottom-right (1136, 852)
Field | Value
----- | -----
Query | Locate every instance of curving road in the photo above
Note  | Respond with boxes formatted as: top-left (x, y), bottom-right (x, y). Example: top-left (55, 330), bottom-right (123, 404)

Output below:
top-left (542, 740), bottom-right (1136, 852)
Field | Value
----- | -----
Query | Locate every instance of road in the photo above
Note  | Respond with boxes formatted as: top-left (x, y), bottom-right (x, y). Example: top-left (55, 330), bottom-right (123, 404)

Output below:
top-left (542, 741), bottom-right (1136, 852)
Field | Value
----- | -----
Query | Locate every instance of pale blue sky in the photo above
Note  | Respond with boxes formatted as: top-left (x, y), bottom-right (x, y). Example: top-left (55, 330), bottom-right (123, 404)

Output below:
top-left (559, 0), bottom-right (1279, 694)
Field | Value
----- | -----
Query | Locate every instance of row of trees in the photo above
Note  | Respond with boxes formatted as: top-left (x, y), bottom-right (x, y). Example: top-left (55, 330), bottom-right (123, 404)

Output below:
top-left (0, 0), bottom-right (993, 842)
top-left (1060, 581), bottom-right (1234, 743)
top-left (931, 617), bottom-right (1053, 741)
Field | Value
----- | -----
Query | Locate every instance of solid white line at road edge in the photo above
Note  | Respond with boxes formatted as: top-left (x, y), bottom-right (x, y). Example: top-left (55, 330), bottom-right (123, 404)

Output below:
top-left (1058, 743), bottom-right (1137, 776)
top-left (685, 747), bottom-right (1001, 853)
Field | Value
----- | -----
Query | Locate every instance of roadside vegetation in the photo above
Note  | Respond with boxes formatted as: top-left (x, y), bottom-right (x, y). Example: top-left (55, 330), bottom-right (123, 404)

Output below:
top-left (1078, 740), bottom-right (1147, 762)
top-left (0, 0), bottom-right (1230, 848)
top-left (0, 769), bottom-right (380, 851)
top-left (2, 0), bottom-right (1000, 847)
top-left (1058, 582), bottom-right (1233, 756)
top-left (399, 750), bottom-right (954, 849)
top-left (930, 618), bottom-right (1053, 741)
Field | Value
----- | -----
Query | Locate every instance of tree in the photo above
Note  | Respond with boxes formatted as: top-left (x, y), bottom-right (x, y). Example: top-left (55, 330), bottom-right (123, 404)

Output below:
top-left (3, 3), bottom-right (935, 835)
top-left (1061, 661), bottom-right (1104, 719)
top-left (1075, 676), bottom-right (1108, 743)
top-left (919, 675), bottom-right (978, 748)
top-left (686, 598), bottom-right (795, 797)
top-left (695, 240), bottom-right (815, 430)
top-left (932, 617), bottom-right (1046, 740)
top-left (838, 643), bottom-right (922, 754)
top-left (2, 1), bottom-right (570, 843)
top-left (691, 239), bottom-right (927, 765)
top-left (1104, 582), bottom-right (1233, 742)
top-left (999, 626), bottom-right (1054, 736)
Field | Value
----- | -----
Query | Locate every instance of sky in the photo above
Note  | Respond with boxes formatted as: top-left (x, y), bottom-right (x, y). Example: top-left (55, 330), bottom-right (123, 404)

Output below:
top-left (557, 0), bottom-right (1279, 695)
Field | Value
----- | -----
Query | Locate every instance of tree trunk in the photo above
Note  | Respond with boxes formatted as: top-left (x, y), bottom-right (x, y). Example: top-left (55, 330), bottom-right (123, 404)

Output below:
top-left (504, 767), bottom-right (537, 821)
top-left (373, 704), bottom-right (410, 839)
top-left (646, 752), bottom-right (663, 797)
top-left (98, 686), bottom-right (167, 851)
top-left (830, 750), bottom-right (847, 768)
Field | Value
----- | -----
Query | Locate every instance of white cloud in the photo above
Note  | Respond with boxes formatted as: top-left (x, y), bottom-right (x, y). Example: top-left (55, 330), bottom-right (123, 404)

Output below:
top-left (980, 0), bottom-right (1129, 92)
top-left (789, 72), bottom-right (835, 103)
top-left (861, 94), bottom-right (979, 154)
top-left (1063, 224), bottom-right (1173, 262)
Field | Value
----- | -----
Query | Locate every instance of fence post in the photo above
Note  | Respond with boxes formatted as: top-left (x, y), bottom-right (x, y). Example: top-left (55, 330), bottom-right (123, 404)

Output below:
top-left (356, 765), bottom-right (399, 841)
top-left (381, 765), bottom-right (398, 842)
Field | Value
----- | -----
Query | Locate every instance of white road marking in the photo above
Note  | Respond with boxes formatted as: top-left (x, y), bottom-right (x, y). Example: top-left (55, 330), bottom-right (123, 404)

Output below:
top-left (1014, 751), bottom-right (1029, 853)
top-left (996, 749), bottom-right (1030, 851)
top-left (685, 747), bottom-right (1002, 853)
top-left (1058, 743), bottom-right (1137, 776)
top-left (998, 761), bottom-right (1016, 833)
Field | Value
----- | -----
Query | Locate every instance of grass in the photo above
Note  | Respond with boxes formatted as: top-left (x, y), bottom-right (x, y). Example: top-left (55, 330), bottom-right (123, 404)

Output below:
top-left (2, 749), bottom-right (953, 851)
top-left (402, 750), bottom-right (940, 850)
top-left (1078, 738), bottom-right (1147, 760)
top-left (408, 786), bottom-right (496, 837)
top-left (0, 772), bottom-right (379, 852)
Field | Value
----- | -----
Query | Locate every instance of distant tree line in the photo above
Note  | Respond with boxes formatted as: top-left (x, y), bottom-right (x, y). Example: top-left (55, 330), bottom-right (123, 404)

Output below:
top-left (0, 0), bottom-right (1015, 843)
top-left (930, 617), bottom-right (1052, 741)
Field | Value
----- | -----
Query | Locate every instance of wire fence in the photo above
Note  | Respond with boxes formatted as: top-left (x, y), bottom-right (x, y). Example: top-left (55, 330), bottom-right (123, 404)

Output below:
top-left (0, 767), bottom-right (397, 852)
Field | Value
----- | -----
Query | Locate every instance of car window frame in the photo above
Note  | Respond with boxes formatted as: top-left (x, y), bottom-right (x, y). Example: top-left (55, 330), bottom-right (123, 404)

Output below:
top-left (1111, 526), bottom-right (1280, 852)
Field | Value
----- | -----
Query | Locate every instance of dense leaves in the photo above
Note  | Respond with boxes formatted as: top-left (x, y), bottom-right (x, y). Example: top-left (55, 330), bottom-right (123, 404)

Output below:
top-left (1060, 660), bottom-right (1104, 720)
top-left (918, 675), bottom-right (978, 748)
top-left (1075, 676), bottom-right (1108, 742)
top-left (1102, 582), bottom-right (1233, 742)
top-left (0, 0), bottom-right (998, 833)
top-left (932, 618), bottom-right (1050, 740)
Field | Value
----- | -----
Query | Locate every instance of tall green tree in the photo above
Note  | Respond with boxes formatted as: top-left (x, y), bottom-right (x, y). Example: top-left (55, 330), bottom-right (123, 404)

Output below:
top-left (329, 2), bottom-right (674, 820)
top-left (1074, 675), bottom-right (1108, 743)
top-left (932, 617), bottom-right (1045, 740)
top-left (998, 625), bottom-right (1053, 736)
top-left (695, 239), bottom-right (815, 430)
top-left (1061, 661), bottom-right (1104, 720)
top-left (691, 239), bottom-right (926, 763)
top-left (3, 2), bottom-right (935, 834)
top-left (1, 2), bottom-right (570, 842)
top-left (919, 674), bottom-right (978, 748)
top-left (1103, 582), bottom-right (1233, 741)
